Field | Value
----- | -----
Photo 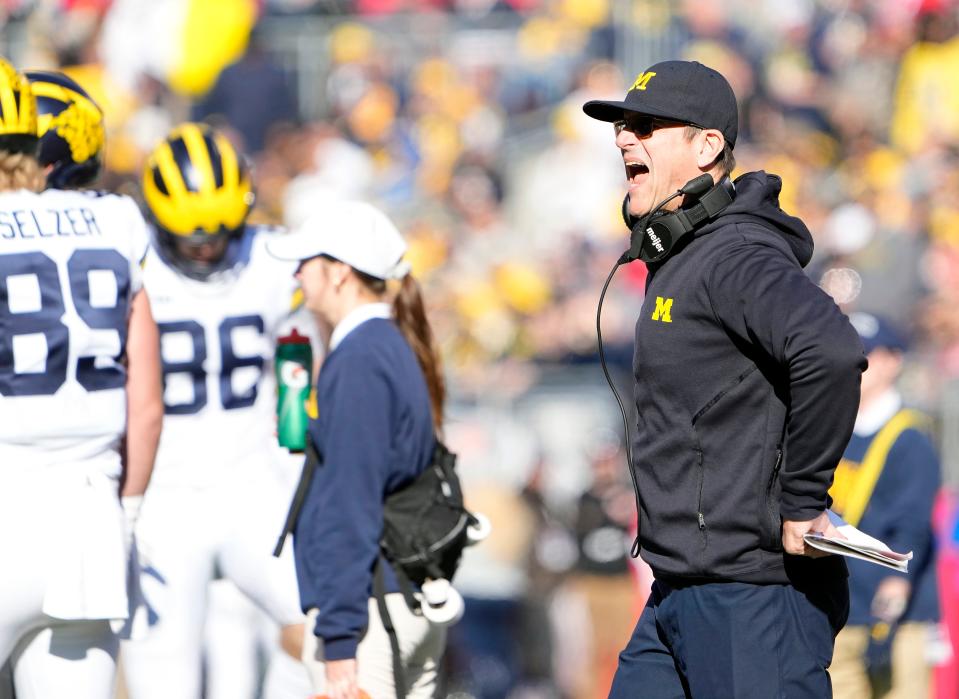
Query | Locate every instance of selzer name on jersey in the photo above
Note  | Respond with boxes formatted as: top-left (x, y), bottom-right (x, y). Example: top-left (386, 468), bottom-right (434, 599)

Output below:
top-left (143, 226), bottom-right (302, 486)
top-left (0, 188), bottom-right (148, 469)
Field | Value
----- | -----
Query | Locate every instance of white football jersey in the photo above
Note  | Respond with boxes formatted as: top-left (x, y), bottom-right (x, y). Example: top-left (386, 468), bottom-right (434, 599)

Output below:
top-left (144, 226), bottom-right (306, 486)
top-left (0, 188), bottom-right (148, 470)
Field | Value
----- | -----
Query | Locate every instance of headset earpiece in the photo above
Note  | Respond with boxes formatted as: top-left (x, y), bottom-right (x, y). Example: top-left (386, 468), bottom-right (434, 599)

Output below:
top-left (634, 213), bottom-right (679, 263)
top-left (622, 194), bottom-right (638, 230)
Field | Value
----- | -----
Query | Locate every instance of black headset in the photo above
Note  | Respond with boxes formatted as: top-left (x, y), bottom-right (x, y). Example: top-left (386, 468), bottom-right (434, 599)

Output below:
top-left (597, 173), bottom-right (736, 557)
top-left (621, 174), bottom-right (736, 264)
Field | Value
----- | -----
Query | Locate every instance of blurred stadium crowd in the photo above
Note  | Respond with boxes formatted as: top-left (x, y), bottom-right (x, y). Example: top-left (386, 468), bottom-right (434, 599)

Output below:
top-left (6, 0), bottom-right (959, 697)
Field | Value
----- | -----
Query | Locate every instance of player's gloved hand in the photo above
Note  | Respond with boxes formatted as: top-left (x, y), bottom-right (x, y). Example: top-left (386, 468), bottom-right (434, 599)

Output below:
top-left (111, 494), bottom-right (151, 639)
top-left (121, 495), bottom-right (143, 557)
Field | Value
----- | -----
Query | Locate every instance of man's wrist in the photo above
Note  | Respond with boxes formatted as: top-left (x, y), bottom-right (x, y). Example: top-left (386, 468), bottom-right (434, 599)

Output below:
top-left (779, 496), bottom-right (827, 522)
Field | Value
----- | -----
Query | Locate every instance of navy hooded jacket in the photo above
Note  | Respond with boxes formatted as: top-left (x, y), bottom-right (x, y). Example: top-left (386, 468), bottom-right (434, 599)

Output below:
top-left (632, 171), bottom-right (867, 584)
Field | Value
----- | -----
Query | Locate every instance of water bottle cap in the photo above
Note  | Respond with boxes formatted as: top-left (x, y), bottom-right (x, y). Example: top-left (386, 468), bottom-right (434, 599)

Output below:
top-left (278, 327), bottom-right (311, 345)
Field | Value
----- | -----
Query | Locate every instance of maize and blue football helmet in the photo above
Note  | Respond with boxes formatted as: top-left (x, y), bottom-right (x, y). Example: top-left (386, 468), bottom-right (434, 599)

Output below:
top-left (25, 70), bottom-right (104, 189)
top-left (142, 122), bottom-right (255, 280)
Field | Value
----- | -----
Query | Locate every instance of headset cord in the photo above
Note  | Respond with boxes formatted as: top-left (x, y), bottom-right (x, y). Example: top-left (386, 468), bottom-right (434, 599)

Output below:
top-left (596, 254), bottom-right (642, 558)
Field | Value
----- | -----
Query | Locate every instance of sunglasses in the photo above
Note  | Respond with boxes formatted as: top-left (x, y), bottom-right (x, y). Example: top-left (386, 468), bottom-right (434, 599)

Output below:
top-left (613, 115), bottom-right (700, 137)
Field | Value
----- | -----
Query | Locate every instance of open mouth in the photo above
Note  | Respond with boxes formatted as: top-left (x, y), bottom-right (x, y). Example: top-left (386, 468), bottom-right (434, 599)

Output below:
top-left (625, 162), bottom-right (648, 180)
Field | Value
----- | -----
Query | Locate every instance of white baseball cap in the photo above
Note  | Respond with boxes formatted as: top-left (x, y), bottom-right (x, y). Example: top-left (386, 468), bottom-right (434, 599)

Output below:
top-left (267, 200), bottom-right (410, 280)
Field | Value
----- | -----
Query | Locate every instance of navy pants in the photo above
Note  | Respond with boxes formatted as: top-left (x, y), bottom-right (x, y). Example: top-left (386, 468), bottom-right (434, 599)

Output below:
top-left (609, 577), bottom-right (849, 698)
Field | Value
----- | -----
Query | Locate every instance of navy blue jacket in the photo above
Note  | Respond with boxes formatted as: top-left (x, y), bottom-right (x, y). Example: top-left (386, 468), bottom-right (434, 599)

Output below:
top-left (843, 422), bottom-right (940, 625)
top-left (633, 171), bottom-right (866, 584)
top-left (293, 317), bottom-right (435, 660)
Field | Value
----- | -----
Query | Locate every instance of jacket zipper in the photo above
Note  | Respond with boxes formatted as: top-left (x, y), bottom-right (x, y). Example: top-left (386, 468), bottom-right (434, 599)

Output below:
top-left (691, 366), bottom-right (758, 425)
top-left (696, 447), bottom-right (707, 541)
top-left (767, 448), bottom-right (783, 491)
top-left (765, 448), bottom-right (783, 548)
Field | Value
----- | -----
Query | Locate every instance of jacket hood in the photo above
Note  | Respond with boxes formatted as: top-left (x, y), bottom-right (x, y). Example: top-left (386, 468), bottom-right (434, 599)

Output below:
top-left (693, 170), bottom-right (814, 267)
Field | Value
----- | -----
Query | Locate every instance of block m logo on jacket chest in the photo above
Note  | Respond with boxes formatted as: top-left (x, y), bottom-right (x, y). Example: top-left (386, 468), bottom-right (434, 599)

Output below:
top-left (652, 296), bottom-right (673, 323)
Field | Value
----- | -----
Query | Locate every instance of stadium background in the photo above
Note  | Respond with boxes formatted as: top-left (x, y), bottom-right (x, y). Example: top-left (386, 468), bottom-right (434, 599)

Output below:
top-left (5, 0), bottom-right (959, 696)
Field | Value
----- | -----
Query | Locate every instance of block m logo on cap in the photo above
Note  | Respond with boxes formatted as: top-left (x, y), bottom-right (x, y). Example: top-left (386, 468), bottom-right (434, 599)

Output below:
top-left (631, 71), bottom-right (656, 91)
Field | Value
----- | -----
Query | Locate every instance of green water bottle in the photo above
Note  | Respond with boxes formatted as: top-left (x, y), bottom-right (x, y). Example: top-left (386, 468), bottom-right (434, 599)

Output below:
top-left (275, 328), bottom-right (313, 452)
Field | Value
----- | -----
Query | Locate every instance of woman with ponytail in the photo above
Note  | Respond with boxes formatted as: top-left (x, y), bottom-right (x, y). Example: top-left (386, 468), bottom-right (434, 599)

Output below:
top-left (268, 201), bottom-right (446, 699)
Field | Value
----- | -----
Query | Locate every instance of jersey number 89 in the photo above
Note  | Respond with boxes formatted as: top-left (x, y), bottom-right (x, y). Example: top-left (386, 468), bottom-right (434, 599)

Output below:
top-left (0, 249), bottom-right (130, 396)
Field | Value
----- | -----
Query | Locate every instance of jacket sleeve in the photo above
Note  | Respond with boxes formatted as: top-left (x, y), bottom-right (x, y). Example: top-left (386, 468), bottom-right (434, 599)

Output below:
top-left (707, 239), bottom-right (867, 521)
top-left (297, 350), bottom-right (395, 660)
top-left (879, 430), bottom-right (941, 582)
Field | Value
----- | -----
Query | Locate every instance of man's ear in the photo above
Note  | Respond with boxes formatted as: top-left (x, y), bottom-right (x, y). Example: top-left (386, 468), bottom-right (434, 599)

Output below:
top-left (696, 130), bottom-right (725, 169)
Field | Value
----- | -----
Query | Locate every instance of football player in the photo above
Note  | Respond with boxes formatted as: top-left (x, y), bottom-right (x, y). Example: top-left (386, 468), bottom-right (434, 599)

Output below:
top-left (25, 68), bottom-right (164, 580)
top-left (0, 59), bottom-right (162, 699)
top-left (120, 122), bottom-right (311, 699)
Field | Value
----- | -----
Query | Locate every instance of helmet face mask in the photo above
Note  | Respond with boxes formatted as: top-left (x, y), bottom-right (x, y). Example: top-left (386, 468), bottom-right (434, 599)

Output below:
top-left (25, 70), bottom-right (104, 189)
top-left (143, 123), bottom-right (254, 281)
top-left (156, 228), bottom-right (238, 281)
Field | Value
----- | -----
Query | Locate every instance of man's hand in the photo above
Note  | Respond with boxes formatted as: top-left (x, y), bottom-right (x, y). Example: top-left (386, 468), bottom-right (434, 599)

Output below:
top-left (782, 510), bottom-right (845, 556)
top-left (326, 658), bottom-right (359, 699)
top-left (872, 576), bottom-right (911, 623)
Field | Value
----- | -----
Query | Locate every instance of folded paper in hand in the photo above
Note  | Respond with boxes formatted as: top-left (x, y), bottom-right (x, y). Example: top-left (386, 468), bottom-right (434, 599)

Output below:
top-left (802, 510), bottom-right (912, 573)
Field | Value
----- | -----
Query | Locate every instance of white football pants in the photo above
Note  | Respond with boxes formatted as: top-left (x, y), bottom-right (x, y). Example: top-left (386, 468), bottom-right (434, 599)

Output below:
top-left (122, 466), bottom-right (306, 699)
top-left (0, 464), bottom-right (127, 699)
top-left (202, 579), bottom-right (311, 699)
top-left (203, 579), bottom-right (274, 699)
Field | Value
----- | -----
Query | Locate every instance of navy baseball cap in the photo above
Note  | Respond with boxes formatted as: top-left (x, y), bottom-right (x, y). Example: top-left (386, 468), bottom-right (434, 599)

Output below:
top-left (848, 312), bottom-right (908, 354)
top-left (582, 60), bottom-right (739, 148)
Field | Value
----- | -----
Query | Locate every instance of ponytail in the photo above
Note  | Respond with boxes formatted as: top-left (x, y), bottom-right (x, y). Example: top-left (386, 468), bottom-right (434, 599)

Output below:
top-left (0, 150), bottom-right (44, 193)
top-left (392, 273), bottom-right (445, 432)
